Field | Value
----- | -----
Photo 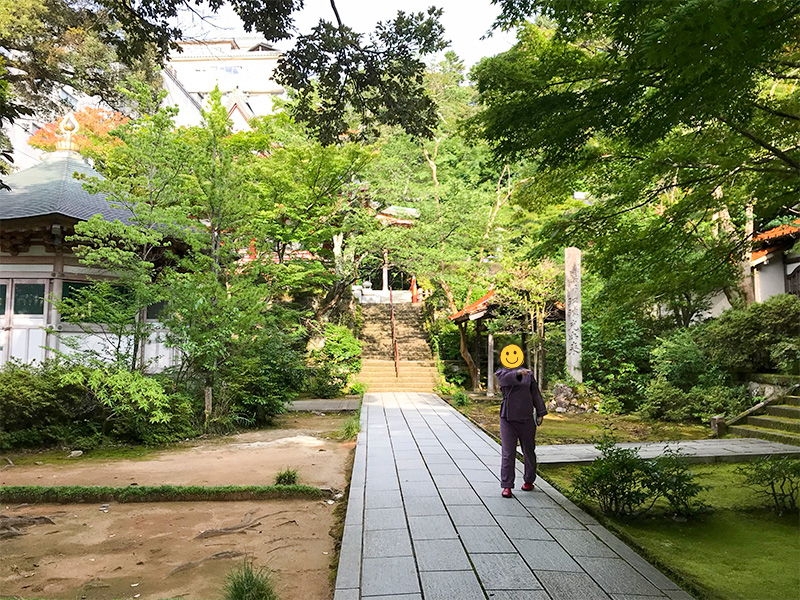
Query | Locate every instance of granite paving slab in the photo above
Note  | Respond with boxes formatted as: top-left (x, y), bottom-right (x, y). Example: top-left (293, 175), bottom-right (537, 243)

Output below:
top-left (536, 437), bottom-right (800, 465)
top-left (287, 398), bottom-right (360, 411)
top-left (334, 392), bottom-right (696, 600)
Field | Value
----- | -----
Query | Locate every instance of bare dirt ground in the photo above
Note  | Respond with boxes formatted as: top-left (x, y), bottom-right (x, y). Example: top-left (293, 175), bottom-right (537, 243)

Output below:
top-left (0, 413), bottom-right (355, 600)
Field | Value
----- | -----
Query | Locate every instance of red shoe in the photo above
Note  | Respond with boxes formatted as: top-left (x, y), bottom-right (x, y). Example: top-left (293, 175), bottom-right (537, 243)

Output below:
top-left (521, 482), bottom-right (534, 491)
top-left (501, 488), bottom-right (512, 498)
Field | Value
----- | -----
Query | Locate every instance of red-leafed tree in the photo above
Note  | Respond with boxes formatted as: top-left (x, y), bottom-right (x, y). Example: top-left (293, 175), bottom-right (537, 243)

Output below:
top-left (28, 107), bottom-right (128, 155)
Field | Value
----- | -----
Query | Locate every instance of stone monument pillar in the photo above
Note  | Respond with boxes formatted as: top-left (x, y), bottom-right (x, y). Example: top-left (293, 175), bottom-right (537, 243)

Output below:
top-left (565, 247), bottom-right (583, 382)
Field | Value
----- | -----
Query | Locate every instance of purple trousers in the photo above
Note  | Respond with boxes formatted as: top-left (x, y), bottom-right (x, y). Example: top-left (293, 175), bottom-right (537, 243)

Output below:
top-left (500, 417), bottom-right (537, 489)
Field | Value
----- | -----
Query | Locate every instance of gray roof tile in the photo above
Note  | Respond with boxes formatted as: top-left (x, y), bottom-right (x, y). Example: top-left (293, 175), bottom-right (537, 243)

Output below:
top-left (0, 151), bottom-right (130, 223)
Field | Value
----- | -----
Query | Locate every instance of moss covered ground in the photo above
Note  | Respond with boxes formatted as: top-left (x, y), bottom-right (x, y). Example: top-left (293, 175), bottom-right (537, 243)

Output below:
top-left (540, 463), bottom-right (800, 600)
top-left (461, 400), bottom-right (709, 444)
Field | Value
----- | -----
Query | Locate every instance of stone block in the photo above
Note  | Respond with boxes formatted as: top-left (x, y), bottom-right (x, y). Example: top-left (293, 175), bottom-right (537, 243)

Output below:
top-left (408, 515), bottom-right (458, 540)
top-left (361, 556), bottom-right (420, 597)
top-left (531, 508), bottom-right (584, 529)
top-left (537, 571), bottom-right (611, 600)
top-left (414, 539), bottom-right (472, 571)
top-left (515, 539), bottom-right (582, 572)
top-left (471, 552), bottom-right (543, 591)
top-left (419, 570), bottom-right (485, 600)
top-left (483, 497), bottom-right (532, 517)
top-left (494, 515), bottom-right (552, 541)
top-left (364, 507), bottom-right (407, 531)
top-left (576, 557), bottom-right (663, 596)
top-left (549, 528), bottom-right (617, 557)
top-left (404, 495), bottom-right (447, 517)
top-left (439, 486), bottom-right (482, 505)
top-left (365, 489), bottom-right (403, 509)
top-left (458, 526), bottom-right (515, 553)
top-left (363, 528), bottom-right (413, 558)
top-left (448, 504), bottom-right (497, 526)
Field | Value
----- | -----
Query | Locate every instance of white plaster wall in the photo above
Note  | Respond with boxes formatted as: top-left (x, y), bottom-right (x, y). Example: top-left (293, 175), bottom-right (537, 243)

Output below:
top-left (754, 260), bottom-right (786, 302)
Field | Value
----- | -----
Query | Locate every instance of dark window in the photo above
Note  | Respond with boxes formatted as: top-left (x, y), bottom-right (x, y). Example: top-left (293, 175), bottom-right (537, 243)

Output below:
top-left (0, 284), bottom-right (6, 315)
top-left (62, 281), bottom-right (92, 303)
top-left (13, 283), bottom-right (45, 315)
top-left (147, 301), bottom-right (167, 320)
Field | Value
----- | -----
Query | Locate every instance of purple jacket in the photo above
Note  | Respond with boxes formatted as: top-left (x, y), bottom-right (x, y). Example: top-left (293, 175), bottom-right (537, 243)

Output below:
top-left (495, 368), bottom-right (548, 422)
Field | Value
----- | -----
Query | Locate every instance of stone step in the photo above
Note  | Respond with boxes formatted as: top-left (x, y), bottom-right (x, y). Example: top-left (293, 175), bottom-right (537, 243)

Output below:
top-left (747, 415), bottom-right (800, 434)
top-left (362, 359), bottom-right (437, 367)
top-left (765, 405), bottom-right (800, 419)
top-left (728, 424), bottom-right (800, 446)
top-left (367, 383), bottom-right (433, 394)
top-left (781, 395), bottom-right (800, 407)
top-left (360, 370), bottom-right (439, 379)
top-left (360, 377), bottom-right (439, 386)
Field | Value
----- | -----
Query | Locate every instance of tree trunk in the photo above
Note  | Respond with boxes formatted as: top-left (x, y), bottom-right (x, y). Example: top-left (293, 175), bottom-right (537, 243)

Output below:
top-left (458, 321), bottom-right (479, 391)
top-left (204, 385), bottom-right (213, 430)
top-left (536, 307), bottom-right (545, 386)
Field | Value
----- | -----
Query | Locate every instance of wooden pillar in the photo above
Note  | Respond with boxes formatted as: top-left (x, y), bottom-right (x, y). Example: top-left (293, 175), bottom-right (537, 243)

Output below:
top-left (474, 318), bottom-right (482, 392)
top-left (487, 332), bottom-right (495, 396)
top-left (382, 249), bottom-right (389, 291)
top-left (411, 276), bottom-right (418, 303)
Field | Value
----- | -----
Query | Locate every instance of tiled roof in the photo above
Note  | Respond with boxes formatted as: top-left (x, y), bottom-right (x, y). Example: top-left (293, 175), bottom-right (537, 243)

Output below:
top-left (0, 151), bottom-right (130, 223)
top-left (753, 220), bottom-right (800, 243)
top-left (751, 219), bottom-right (799, 265)
top-left (449, 290), bottom-right (495, 321)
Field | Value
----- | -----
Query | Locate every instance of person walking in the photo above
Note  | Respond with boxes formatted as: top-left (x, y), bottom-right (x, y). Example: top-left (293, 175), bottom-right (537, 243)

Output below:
top-left (495, 364), bottom-right (547, 498)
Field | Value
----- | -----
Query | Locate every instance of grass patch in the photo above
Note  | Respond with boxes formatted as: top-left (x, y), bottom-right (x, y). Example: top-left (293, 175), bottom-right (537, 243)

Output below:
top-left (0, 484), bottom-right (328, 504)
top-left (338, 412), bottom-right (361, 440)
top-left (223, 562), bottom-right (278, 600)
top-left (274, 468), bottom-right (299, 485)
top-left (540, 462), bottom-right (800, 600)
top-left (463, 402), bottom-right (709, 444)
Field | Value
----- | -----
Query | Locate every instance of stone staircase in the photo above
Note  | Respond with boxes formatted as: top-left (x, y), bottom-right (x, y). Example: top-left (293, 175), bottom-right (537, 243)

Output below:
top-left (728, 394), bottom-right (800, 446)
top-left (357, 304), bottom-right (440, 393)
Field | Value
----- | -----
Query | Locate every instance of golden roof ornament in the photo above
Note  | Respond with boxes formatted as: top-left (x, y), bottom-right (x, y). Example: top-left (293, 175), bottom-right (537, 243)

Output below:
top-left (55, 112), bottom-right (80, 152)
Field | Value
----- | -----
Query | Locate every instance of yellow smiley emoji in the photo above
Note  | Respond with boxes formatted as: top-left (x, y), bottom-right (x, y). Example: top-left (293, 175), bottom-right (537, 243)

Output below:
top-left (500, 344), bottom-right (524, 369)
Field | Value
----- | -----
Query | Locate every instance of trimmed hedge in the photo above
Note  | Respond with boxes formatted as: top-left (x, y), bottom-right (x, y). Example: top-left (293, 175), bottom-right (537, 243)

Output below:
top-left (0, 484), bottom-right (328, 504)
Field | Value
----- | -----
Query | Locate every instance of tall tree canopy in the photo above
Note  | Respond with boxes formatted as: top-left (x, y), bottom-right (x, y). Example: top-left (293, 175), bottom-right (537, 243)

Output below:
top-left (1, 0), bottom-right (447, 152)
top-left (472, 0), bottom-right (800, 312)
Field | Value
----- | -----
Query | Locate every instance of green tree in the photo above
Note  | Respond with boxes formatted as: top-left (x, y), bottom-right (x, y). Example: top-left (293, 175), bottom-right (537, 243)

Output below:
top-left (65, 83), bottom-right (191, 372)
top-left (472, 2), bottom-right (800, 313)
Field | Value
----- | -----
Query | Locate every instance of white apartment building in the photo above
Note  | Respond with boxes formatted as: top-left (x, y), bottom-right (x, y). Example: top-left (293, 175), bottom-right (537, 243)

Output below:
top-left (166, 38), bottom-right (286, 121)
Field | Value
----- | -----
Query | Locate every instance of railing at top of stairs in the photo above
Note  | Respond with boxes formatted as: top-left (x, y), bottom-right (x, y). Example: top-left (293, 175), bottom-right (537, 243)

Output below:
top-left (390, 285), bottom-right (399, 378)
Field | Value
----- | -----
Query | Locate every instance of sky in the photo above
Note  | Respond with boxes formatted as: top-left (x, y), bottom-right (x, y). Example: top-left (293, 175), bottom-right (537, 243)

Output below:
top-left (180, 0), bottom-right (519, 70)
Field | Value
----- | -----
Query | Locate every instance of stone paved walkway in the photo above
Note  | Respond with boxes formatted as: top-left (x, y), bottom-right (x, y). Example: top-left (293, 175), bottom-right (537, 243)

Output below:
top-left (537, 438), bottom-right (800, 465)
top-left (335, 392), bottom-right (695, 600)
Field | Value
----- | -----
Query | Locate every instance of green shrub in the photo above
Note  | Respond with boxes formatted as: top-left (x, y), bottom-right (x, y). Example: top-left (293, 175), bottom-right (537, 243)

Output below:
top-left (223, 563), bottom-right (279, 600)
top-left (650, 329), bottom-right (718, 391)
top-left (582, 314), bottom-right (655, 410)
top-left (348, 381), bottom-right (367, 396)
top-left (0, 361), bottom-right (199, 451)
top-left (697, 294), bottom-right (800, 375)
top-left (452, 390), bottom-right (471, 407)
top-left (737, 457), bottom-right (800, 515)
top-left (646, 448), bottom-right (708, 516)
top-left (274, 468), bottom-right (299, 486)
top-left (0, 360), bottom-right (100, 450)
top-left (598, 395), bottom-right (624, 415)
top-left (221, 332), bottom-right (307, 425)
top-left (573, 432), bottom-right (706, 516)
top-left (641, 379), bottom-right (750, 422)
top-left (573, 435), bottom-right (650, 516)
top-left (308, 324), bottom-right (362, 398)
